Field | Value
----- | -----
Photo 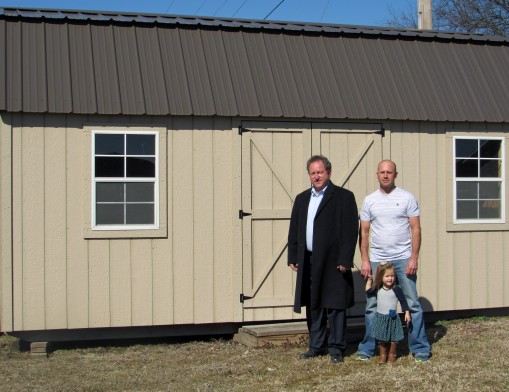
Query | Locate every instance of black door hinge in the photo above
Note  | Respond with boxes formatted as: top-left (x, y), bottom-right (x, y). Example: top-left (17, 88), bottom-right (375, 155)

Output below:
top-left (238, 126), bottom-right (247, 135)
top-left (239, 210), bottom-right (252, 219)
top-left (240, 294), bottom-right (253, 303)
top-left (376, 128), bottom-right (385, 137)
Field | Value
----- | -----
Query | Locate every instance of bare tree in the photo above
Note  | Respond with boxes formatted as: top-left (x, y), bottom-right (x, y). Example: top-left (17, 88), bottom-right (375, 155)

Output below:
top-left (386, 0), bottom-right (509, 36)
top-left (386, 0), bottom-right (418, 29)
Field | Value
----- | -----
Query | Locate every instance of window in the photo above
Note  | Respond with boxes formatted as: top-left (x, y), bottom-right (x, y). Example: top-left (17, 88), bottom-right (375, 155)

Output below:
top-left (92, 131), bottom-right (159, 229)
top-left (453, 137), bottom-right (504, 223)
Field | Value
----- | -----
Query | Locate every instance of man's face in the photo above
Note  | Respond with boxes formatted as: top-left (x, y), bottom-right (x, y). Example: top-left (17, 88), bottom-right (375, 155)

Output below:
top-left (308, 160), bottom-right (330, 192)
top-left (377, 161), bottom-right (397, 192)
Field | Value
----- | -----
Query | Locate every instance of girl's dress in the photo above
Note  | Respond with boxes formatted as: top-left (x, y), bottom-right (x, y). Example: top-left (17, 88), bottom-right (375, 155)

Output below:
top-left (367, 285), bottom-right (409, 342)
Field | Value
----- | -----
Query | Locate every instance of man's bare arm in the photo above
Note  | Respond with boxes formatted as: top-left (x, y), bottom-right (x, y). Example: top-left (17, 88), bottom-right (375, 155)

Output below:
top-left (359, 220), bottom-right (371, 279)
top-left (407, 216), bottom-right (421, 275)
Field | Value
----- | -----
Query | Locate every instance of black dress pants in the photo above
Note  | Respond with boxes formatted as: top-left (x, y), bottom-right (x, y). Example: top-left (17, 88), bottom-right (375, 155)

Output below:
top-left (306, 306), bottom-right (347, 356)
top-left (304, 251), bottom-right (347, 356)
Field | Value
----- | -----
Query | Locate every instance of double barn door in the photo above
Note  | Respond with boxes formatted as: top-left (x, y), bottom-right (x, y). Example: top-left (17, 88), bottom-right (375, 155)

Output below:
top-left (240, 122), bottom-right (383, 321)
top-left (240, 121), bottom-right (383, 321)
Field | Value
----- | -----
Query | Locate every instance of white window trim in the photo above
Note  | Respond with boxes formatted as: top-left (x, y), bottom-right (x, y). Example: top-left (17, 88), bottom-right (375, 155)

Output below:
top-left (453, 136), bottom-right (505, 225)
top-left (92, 130), bottom-right (160, 230)
top-left (83, 126), bottom-right (168, 239)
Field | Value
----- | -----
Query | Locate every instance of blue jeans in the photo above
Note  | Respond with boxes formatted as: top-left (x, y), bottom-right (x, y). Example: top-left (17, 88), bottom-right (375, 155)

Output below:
top-left (357, 258), bottom-right (431, 357)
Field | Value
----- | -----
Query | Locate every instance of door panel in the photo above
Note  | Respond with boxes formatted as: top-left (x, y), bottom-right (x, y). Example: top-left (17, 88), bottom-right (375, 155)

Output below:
top-left (313, 123), bottom-right (383, 316)
top-left (241, 122), bottom-right (311, 321)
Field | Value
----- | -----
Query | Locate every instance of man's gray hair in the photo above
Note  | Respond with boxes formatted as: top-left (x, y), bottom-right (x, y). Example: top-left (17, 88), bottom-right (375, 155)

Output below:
top-left (307, 155), bottom-right (332, 173)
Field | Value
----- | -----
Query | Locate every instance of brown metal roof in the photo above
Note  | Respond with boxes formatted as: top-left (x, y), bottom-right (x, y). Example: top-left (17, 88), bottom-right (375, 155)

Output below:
top-left (2, 7), bottom-right (509, 122)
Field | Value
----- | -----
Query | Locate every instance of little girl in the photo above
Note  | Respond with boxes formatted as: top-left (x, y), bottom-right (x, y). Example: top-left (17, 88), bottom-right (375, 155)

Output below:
top-left (366, 262), bottom-right (411, 364)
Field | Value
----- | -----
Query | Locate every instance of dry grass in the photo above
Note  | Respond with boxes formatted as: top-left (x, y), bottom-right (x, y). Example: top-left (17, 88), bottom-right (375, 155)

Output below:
top-left (1, 316), bottom-right (509, 391)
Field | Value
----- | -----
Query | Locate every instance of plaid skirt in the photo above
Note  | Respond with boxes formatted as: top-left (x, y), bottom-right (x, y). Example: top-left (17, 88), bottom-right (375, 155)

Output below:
top-left (371, 312), bottom-right (404, 342)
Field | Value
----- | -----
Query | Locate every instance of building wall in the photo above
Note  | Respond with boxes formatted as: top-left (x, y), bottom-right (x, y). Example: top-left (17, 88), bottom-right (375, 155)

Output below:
top-left (1, 113), bottom-right (508, 333)
top-left (1, 113), bottom-right (242, 332)
top-left (0, 113), bottom-right (13, 331)
top-left (386, 121), bottom-right (509, 312)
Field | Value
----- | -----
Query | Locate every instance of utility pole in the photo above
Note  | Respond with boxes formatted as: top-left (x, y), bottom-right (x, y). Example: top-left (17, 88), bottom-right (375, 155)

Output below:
top-left (418, 0), bottom-right (433, 29)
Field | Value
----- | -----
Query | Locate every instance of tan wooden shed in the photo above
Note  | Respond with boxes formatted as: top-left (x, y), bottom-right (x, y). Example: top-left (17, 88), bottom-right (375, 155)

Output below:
top-left (1, 8), bottom-right (509, 343)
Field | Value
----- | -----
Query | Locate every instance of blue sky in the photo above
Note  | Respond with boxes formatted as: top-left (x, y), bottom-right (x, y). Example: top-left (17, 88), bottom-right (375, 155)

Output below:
top-left (1, 0), bottom-right (415, 27)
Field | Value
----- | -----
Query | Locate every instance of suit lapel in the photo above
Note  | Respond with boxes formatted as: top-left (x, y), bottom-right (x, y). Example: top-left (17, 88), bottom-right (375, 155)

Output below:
top-left (302, 189), bottom-right (312, 219)
top-left (316, 181), bottom-right (335, 217)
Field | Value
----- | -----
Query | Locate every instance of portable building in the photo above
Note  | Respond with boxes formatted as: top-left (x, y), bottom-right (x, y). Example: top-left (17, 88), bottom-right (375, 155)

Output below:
top-left (1, 8), bottom-right (508, 343)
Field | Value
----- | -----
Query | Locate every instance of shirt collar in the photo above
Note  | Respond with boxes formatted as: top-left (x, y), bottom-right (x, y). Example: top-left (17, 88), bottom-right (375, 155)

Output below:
top-left (311, 183), bottom-right (328, 197)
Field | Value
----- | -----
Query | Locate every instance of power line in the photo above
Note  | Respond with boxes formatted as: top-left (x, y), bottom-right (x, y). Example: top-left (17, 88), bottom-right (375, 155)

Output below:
top-left (166, 0), bottom-right (333, 22)
top-left (165, 0), bottom-right (176, 14)
top-left (232, 0), bottom-right (249, 17)
top-left (195, 0), bottom-right (208, 15)
top-left (214, 0), bottom-right (231, 16)
top-left (320, 0), bottom-right (332, 22)
top-left (264, 0), bottom-right (286, 20)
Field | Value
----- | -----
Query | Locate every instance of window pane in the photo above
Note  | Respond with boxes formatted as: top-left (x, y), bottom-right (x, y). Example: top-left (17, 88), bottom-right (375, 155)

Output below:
top-left (457, 200), bottom-right (477, 219)
top-left (456, 182), bottom-right (477, 199)
top-left (479, 200), bottom-right (501, 219)
top-left (480, 140), bottom-right (501, 158)
top-left (93, 132), bottom-right (160, 229)
top-left (95, 134), bottom-right (124, 155)
top-left (454, 138), bottom-right (504, 223)
top-left (480, 160), bottom-right (500, 177)
top-left (127, 157), bottom-right (155, 177)
top-left (96, 183), bottom-right (124, 202)
top-left (479, 182), bottom-right (501, 199)
top-left (455, 159), bottom-right (478, 177)
top-left (126, 183), bottom-right (154, 202)
top-left (95, 157), bottom-right (124, 177)
top-left (127, 134), bottom-right (155, 155)
top-left (96, 203), bottom-right (124, 224)
top-left (455, 139), bottom-right (478, 158)
top-left (126, 204), bottom-right (154, 224)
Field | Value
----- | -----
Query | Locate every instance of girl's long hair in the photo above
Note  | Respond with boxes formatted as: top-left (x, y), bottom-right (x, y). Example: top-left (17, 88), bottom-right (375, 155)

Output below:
top-left (373, 263), bottom-right (396, 290)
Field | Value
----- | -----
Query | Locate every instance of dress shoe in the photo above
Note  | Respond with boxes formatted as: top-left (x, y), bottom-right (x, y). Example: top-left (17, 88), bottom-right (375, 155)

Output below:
top-left (330, 354), bottom-right (344, 364)
top-left (299, 350), bottom-right (325, 359)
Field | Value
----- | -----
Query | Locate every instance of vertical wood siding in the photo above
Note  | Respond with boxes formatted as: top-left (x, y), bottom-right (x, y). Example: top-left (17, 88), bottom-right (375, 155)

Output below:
top-left (0, 113), bottom-right (13, 331)
top-left (1, 113), bottom-right (508, 332)
top-left (387, 121), bottom-right (509, 312)
top-left (3, 113), bottom-right (239, 331)
top-left (66, 115), bottom-right (89, 329)
top-left (44, 115), bottom-right (68, 329)
top-left (21, 114), bottom-right (46, 330)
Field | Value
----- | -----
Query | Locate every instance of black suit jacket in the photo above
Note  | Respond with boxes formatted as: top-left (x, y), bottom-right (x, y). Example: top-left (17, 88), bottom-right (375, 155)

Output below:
top-left (287, 181), bottom-right (358, 313)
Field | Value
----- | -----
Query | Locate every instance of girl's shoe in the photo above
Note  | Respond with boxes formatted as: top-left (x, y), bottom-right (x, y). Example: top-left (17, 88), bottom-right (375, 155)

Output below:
top-left (378, 343), bottom-right (388, 364)
top-left (388, 342), bottom-right (397, 363)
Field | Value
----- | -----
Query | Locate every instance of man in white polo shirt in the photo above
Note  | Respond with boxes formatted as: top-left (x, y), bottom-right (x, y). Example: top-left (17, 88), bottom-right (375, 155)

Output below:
top-left (356, 160), bottom-right (431, 363)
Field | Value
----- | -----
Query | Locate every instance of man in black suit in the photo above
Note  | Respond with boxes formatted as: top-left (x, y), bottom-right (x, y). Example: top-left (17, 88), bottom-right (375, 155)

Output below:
top-left (288, 155), bottom-right (358, 363)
